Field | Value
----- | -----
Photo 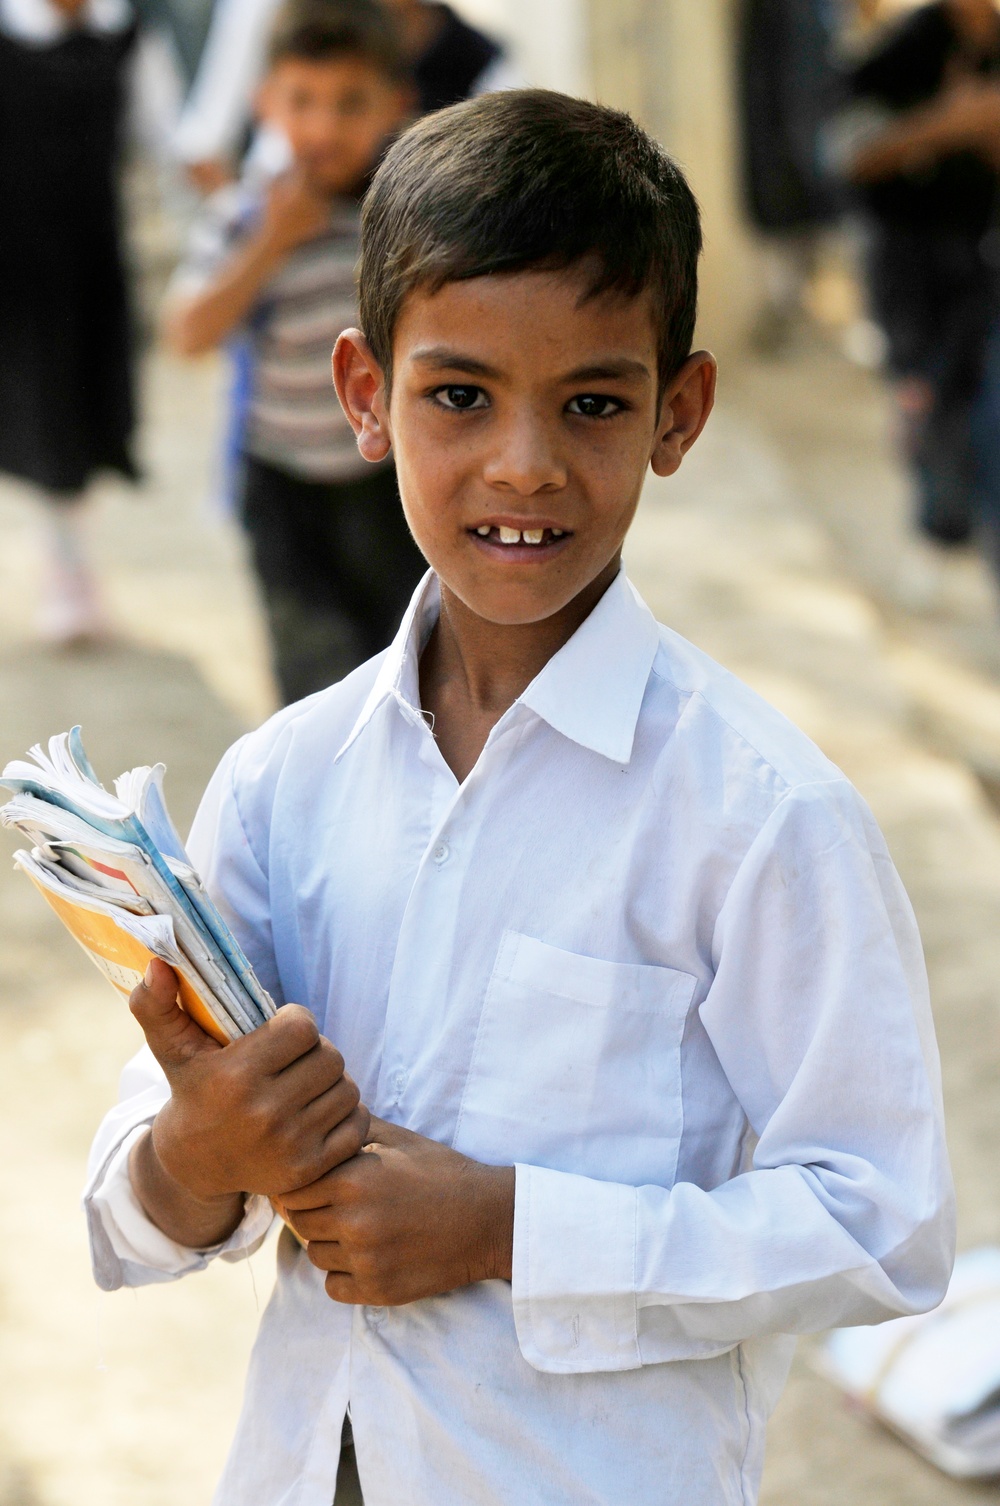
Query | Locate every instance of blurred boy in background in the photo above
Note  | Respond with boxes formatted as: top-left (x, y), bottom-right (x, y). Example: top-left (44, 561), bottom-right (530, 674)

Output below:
top-left (164, 0), bottom-right (421, 703)
top-left (0, 0), bottom-right (139, 644)
top-left (174, 0), bottom-right (518, 194)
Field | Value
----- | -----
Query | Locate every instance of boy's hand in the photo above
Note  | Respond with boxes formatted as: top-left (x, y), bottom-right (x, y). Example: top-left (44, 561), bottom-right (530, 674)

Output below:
top-left (260, 170), bottom-right (332, 258)
top-left (186, 158), bottom-right (235, 196)
top-left (163, 167), bottom-right (330, 358)
top-left (130, 959), bottom-right (370, 1205)
top-left (276, 1118), bottom-right (515, 1306)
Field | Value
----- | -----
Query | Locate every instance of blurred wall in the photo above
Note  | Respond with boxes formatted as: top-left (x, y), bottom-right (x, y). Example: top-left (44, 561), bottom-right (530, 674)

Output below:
top-left (456, 0), bottom-right (589, 92)
top-left (588, 0), bottom-right (760, 353)
top-left (454, 0), bottom-right (761, 355)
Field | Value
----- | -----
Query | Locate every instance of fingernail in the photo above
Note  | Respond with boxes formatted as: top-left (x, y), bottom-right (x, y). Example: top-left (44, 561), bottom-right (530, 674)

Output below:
top-left (144, 961), bottom-right (154, 987)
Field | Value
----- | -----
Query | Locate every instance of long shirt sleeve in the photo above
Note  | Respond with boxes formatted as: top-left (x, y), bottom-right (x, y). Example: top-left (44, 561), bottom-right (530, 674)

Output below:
top-left (83, 740), bottom-right (280, 1291)
top-left (511, 778), bottom-right (954, 1372)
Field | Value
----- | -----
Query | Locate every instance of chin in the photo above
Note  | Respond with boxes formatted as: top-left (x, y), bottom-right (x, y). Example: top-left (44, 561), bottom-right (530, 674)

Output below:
top-left (460, 582), bottom-right (579, 627)
top-left (303, 162), bottom-right (350, 193)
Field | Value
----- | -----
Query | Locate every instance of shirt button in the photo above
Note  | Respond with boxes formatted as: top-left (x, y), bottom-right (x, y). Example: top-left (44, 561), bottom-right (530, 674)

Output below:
top-left (366, 1306), bottom-right (387, 1329)
top-left (391, 1069), bottom-right (408, 1096)
top-left (432, 841), bottom-right (450, 865)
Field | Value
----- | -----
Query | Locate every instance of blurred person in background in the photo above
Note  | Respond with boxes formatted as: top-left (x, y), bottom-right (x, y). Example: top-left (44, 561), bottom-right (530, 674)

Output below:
top-left (736, 0), bottom-right (842, 352)
top-left (163, 0), bottom-right (421, 704)
top-left (833, 0), bottom-right (1000, 586)
top-left (0, 0), bottom-right (139, 644)
top-left (174, 0), bottom-right (520, 194)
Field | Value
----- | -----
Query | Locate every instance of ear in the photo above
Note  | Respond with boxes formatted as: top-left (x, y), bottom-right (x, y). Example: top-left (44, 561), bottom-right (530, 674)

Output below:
top-left (332, 329), bottom-right (392, 464)
top-left (650, 352), bottom-right (717, 478)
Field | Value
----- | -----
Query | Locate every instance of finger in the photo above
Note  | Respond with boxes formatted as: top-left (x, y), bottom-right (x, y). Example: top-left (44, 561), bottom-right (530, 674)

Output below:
top-left (308, 1239), bottom-right (349, 1273)
top-left (297, 1073), bottom-right (362, 1135)
top-left (269, 1104), bottom-right (368, 1199)
top-left (286, 1203), bottom-right (341, 1241)
top-left (324, 1101), bottom-right (371, 1158)
top-left (364, 1115), bottom-right (409, 1149)
top-left (236, 1004), bottom-right (323, 1076)
top-left (277, 1157), bottom-right (350, 1211)
top-left (273, 1034), bottom-right (347, 1098)
top-left (317, 1103), bottom-right (370, 1172)
top-left (325, 1271), bottom-right (364, 1305)
top-left (129, 958), bottom-right (221, 1070)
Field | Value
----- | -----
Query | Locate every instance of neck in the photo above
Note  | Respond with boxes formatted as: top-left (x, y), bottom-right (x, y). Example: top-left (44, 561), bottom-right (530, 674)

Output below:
top-left (422, 558), bottom-right (620, 721)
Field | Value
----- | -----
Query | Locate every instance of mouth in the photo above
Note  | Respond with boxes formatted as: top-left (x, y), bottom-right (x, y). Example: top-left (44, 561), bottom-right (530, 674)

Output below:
top-left (467, 522), bottom-right (573, 558)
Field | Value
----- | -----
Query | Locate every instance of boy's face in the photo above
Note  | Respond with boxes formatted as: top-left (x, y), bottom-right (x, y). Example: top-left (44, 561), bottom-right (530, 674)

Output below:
top-left (257, 56), bottom-right (409, 196)
top-left (336, 267), bottom-right (715, 629)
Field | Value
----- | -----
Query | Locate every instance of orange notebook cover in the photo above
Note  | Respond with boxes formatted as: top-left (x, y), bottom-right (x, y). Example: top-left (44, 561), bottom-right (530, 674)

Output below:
top-left (27, 872), bottom-right (232, 1045)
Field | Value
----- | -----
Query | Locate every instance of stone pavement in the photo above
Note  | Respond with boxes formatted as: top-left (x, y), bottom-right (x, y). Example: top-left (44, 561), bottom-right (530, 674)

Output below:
top-left (2, 341), bottom-right (1000, 1504)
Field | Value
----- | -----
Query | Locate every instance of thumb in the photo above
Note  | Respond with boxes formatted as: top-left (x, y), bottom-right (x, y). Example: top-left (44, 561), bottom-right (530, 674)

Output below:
top-left (129, 956), bottom-right (221, 1073)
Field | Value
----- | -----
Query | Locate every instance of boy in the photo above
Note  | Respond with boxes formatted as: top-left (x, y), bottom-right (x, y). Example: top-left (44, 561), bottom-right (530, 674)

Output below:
top-left (165, 0), bottom-right (425, 703)
top-left (87, 91), bottom-right (954, 1505)
top-left (174, 0), bottom-right (519, 193)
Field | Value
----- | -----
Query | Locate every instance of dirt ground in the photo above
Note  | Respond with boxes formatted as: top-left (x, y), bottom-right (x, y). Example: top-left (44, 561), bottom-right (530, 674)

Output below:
top-left (3, 334), bottom-right (1000, 1505)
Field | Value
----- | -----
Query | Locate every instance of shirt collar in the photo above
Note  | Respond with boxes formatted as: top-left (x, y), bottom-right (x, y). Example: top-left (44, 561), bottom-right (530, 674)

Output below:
top-left (518, 569), bottom-right (660, 764)
top-left (335, 567), bottom-right (660, 767)
top-left (334, 571), bottom-right (440, 761)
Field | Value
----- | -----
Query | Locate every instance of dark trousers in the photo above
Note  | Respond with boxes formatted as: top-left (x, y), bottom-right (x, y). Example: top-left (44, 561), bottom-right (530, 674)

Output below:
top-left (240, 454), bottom-right (427, 706)
top-left (334, 1417), bottom-right (364, 1505)
top-left (864, 223), bottom-right (1000, 546)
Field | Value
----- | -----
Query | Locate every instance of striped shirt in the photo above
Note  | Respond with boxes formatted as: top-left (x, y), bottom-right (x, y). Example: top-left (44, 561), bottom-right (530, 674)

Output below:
top-left (174, 180), bottom-right (369, 483)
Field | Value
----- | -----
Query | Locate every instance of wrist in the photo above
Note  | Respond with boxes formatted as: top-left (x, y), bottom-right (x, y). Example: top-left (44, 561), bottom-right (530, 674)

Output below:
top-left (132, 1124), bottom-right (245, 1248)
top-left (470, 1163), bottom-right (515, 1283)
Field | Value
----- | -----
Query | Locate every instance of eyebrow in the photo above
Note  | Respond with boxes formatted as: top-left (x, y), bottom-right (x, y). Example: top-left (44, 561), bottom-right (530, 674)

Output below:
top-left (408, 348), bottom-right (653, 384)
top-left (409, 348), bottom-right (501, 378)
top-left (562, 359), bottom-right (652, 384)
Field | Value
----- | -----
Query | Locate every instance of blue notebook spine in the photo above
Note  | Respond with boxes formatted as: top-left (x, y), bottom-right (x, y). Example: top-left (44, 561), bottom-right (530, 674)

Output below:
top-left (0, 776), bottom-right (274, 1026)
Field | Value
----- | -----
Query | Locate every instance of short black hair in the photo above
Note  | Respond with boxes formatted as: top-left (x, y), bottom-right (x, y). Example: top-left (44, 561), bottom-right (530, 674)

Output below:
top-left (359, 90), bottom-right (702, 395)
top-left (267, 0), bottom-right (406, 79)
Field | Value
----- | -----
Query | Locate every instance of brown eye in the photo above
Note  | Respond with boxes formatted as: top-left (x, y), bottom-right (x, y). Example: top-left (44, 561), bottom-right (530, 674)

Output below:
top-left (568, 394), bottom-right (622, 417)
top-left (435, 385), bottom-right (488, 411)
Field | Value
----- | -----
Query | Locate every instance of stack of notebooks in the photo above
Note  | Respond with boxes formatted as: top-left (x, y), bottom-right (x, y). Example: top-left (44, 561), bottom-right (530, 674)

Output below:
top-left (1, 727), bottom-right (274, 1044)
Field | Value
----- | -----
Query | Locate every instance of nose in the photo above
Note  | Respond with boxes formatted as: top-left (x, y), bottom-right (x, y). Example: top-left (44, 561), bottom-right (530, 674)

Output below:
top-left (482, 412), bottom-right (567, 495)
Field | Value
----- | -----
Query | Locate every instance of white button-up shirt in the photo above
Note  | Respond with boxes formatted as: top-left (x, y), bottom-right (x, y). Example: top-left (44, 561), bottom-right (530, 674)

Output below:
top-left (84, 570), bottom-right (954, 1506)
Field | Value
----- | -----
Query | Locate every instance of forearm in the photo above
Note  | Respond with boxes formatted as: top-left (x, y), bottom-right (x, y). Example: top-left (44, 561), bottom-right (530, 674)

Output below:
top-left (164, 232), bottom-right (285, 357)
top-left (849, 96), bottom-right (994, 182)
top-left (512, 1158), bottom-right (953, 1374)
top-left (129, 1125), bottom-right (246, 1249)
top-left (465, 1160), bottom-right (515, 1284)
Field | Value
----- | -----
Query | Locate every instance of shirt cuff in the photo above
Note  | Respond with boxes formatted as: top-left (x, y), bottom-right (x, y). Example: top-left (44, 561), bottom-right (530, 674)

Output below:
top-left (511, 1163), bottom-right (641, 1374)
top-left (86, 1125), bottom-right (275, 1291)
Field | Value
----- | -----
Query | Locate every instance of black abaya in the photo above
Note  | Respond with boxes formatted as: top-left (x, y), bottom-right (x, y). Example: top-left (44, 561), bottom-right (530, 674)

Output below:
top-left (0, 24), bottom-right (138, 494)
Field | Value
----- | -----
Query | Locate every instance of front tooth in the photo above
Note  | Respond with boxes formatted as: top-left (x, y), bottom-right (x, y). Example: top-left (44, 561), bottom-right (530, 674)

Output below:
top-left (522, 529), bottom-right (544, 545)
top-left (499, 526), bottom-right (522, 544)
top-left (476, 525), bottom-right (491, 536)
top-left (551, 528), bottom-right (565, 538)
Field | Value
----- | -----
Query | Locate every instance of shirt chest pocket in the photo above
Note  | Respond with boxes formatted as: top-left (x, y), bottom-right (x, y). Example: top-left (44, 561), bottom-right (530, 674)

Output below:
top-left (453, 931), bottom-right (697, 1187)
